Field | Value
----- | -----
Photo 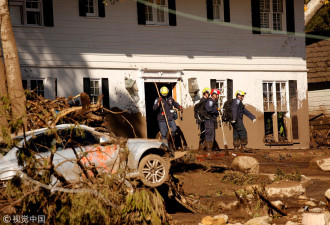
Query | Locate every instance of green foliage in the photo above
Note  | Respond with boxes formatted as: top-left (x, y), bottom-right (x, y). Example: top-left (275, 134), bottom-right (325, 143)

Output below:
top-left (306, 4), bottom-right (330, 32)
top-left (274, 167), bottom-right (301, 182)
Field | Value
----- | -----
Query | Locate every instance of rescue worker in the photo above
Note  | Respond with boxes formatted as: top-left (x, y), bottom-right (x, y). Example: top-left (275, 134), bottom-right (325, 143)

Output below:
top-left (153, 86), bottom-right (182, 145)
top-left (204, 89), bottom-right (220, 151)
top-left (231, 90), bottom-right (256, 152)
top-left (197, 88), bottom-right (211, 150)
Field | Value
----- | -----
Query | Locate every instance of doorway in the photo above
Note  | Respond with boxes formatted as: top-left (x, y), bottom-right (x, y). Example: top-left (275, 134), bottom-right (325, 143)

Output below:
top-left (144, 82), bottom-right (176, 138)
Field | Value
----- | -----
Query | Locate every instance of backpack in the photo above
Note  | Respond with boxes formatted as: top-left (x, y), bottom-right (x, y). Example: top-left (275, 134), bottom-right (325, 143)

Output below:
top-left (222, 99), bottom-right (234, 122)
top-left (194, 99), bottom-right (207, 123)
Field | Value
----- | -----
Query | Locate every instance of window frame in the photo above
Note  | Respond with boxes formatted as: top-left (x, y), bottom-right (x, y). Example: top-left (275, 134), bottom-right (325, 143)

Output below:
top-left (85, 0), bottom-right (98, 17)
top-left (260, 0), bottom-right (287, 34)
top-left (90, 79), bottom-right (102, 104)
top-left (22, 78), bottom-right (45, 97)
top-left (215, 80), bottom-right (227, 108)
top-left (263, 80), bottom-right (290, 113)
top-left (9, 0), bottom-right (43, 26)
top-left (212, 0), bottom-right (224, 22)
top-left (145, 0), bottom-right (169, 26)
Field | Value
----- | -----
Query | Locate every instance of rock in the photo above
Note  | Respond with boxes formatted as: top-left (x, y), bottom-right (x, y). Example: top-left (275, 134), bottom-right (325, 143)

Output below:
top-left (309, 208), bottom-right (323, 213)
top-left (245, 216), bottom-right (272, 225)
top-left (266, 180), bottom-right (305, 198)
top-left (305, 201), bottom-right (317, 207)
top-left (298, 195), bottom-right (308, 200)
top-left (310, 156), bottom-right (330, 171)
top-left (285, 221), bottom-right (299, 225)
top-left (271, 200), bottom-right (284, 209)
top-left (213, 214), bottom-right (228, 223)
top-left (302, 213), bottom-right (330, 225)
top-left (231, 156), bottom-right (259, 174)
top-left (325, 189), bottom-right (330, 200)
top-left (218, 201), bottom-right (239, 210)
top-left (212, 217), bottom-right (226, 225)
top-left (201, 216), bottom-right (214, 225)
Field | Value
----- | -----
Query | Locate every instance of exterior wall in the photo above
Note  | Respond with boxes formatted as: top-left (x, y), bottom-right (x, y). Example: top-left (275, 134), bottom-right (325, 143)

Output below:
top-left (13, 0), bottom-right (309, 149)
top-left (308, 89), bottom-right (330, 128)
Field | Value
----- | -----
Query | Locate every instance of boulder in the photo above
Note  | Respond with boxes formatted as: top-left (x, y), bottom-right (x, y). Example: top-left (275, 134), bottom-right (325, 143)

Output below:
top-left (266, 180), bottom-right (305, 198)
top-left (200, 215), bottom-right (227, 225)
top-left (201, 216), bottom-right (214, 225)
top-left (310, 156), bottom-right (330, 171)
top-left (245, 216), bottom-right (271, 225)
top-left (285, 222), bottom-right (299, 225)
top-left (302, 213), bottom-right (330, 225)
top-left (305, 201), bottom-right (317, 207)
top-left (326, 189), bottom-right (330, 211)
top-left (231, 156), bottom-right (259, 174)
top-left (213, 214), bottom-right (228, 223)
top-left (271, 200), bottom-right (284, 209)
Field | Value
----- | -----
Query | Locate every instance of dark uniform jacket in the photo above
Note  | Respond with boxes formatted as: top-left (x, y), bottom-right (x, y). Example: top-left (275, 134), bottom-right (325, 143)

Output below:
top-left (153, 96), bottom-right (181, 121)
top-left (204, 98), bottom-right (219, 121)
top-left (231, 98), bottom-right (256, 122)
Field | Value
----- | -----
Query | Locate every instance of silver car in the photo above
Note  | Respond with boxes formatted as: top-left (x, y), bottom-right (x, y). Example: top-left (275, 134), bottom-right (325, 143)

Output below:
top-left (0, 124), bottom-right (180, 187)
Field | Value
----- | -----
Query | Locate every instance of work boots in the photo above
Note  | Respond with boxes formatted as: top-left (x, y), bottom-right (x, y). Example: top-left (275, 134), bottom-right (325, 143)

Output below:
top-left (199, 141), bottom-right (206, 151)
top-left (233, 139), bottom-right (240, 151)
top-left (205, 141), bottom-right (214, 151)
top-left (240, 139), bottom-right (252, 153)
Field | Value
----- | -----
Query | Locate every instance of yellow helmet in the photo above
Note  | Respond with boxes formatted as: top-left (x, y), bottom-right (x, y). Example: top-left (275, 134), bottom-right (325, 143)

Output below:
top-left (160, 86), bottom-right (169, 96)
top-left (202, 87), bottom-right (211, 94)
top-left (236, 90), bottom-right (246, 96)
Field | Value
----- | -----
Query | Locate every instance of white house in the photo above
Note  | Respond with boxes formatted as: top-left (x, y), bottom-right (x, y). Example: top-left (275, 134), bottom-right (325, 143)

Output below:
top-left (10, 0), bottom-right (309, 149)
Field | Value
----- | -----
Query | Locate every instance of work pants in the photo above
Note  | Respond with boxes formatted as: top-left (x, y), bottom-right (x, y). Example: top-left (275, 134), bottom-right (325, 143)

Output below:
top-left (232, 121), bottom-right (248, 143)
top-left (205, 119), bottom-right (215, 142)
top-left (158, 120), bottom-right (177, 142)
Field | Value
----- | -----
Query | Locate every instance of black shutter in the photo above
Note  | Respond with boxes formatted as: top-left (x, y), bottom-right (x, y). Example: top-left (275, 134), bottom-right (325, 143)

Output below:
top-left (102, 78), bottom-right (110, 109)
top-left (251, 0), bottom-right (260, 34)
top-left (168, 0), bottom-right (176, 26)
top-left (227, 79), bottom-right (233, 99)
top-left (289, 80), bottom-right (298, 139)
top-left (98, 0), bottom-right (105, 17)
top-left (206, 0), bottom-right (213, 21)
top-left (210, 79), bottom-right (216, 89)
top-left (286, 0), bottom-right (295, 34)
top-left (224, 0), bottom-right (230, 22)
top-left (137, 0), bottom-right (145, 25)
top-left (79, 0), bottom-right (86, 17)
top-left (83, 78), bottom-right (90, 96)
top-left (43, 0), bottom-right (54, 27)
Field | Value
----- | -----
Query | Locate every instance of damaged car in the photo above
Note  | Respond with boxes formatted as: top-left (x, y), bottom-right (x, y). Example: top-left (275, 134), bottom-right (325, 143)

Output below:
top-left (0, 124), bottom-right (183, 187)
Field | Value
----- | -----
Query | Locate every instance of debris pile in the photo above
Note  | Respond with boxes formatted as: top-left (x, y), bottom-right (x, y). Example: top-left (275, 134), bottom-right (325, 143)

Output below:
top-left (310, 128), bottom-right (330, 149)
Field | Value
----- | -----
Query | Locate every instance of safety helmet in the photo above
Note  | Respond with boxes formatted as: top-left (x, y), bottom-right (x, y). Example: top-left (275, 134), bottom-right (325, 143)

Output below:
top-left (236, 90), bottom-right (246, 96)
top-left (202, 87), bottom-right (211, 94)
top-left (211, 89), bottom-right (220, 95)
top-left (160, 86), bottom-right (169, 96)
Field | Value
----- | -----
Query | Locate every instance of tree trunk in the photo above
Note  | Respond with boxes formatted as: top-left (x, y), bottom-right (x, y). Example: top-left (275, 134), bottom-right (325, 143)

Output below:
top-left (0, 0), bottom-right (26, 131)
top-left (305, 0), bottom-right (326, 26)
top-left (0, 53), bottom-right (10, 142)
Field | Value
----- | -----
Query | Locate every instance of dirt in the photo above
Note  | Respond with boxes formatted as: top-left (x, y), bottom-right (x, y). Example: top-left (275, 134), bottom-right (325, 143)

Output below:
top-left (168, 148), bottom-right (330, 225)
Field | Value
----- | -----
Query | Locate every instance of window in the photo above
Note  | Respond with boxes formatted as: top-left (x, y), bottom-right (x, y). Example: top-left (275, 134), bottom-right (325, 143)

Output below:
top-left (260, 0), bottom-right (285, 32)
top-left (215, 80), bottom-right (227, 108)
top-left (145, 0), bottom-right (168, 25)
top-left (90, 79), bottom-right (101, 104)
top-left (212, 0), bottom-right (223, 21)
top-left (263, 81), bottom-right (288, 112)
top-left (9, 0), bottom-right (42, 26)
top-left (85, 0), bottom-right (98, 17)
top-left (22, 78), bottom-right (45, 97)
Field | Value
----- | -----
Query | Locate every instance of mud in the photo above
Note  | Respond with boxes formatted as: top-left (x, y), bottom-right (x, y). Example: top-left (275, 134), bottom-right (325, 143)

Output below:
top-left (169, 148), bottom-right (330, 225)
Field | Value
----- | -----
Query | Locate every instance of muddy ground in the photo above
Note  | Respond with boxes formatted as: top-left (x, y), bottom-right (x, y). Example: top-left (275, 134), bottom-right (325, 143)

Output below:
top-left (167, 148), bottom-right (330, 225)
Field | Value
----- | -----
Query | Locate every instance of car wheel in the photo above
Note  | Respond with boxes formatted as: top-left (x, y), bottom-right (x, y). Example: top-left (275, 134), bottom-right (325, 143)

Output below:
top-left (138, 154), bottom-right (169, 188)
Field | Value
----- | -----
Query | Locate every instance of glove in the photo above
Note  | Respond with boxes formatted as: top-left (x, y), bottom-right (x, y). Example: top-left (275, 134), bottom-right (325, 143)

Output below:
top-left (253, 119), bottom-right (256, 123)
top-left (179, 106), bottom-right (183, 113)
top-left (217, 108), bottom-right (220, 111)
top-left (231, 120), bottom-right (236, 124)
top-left (158, 97), bottom-right (162, 101)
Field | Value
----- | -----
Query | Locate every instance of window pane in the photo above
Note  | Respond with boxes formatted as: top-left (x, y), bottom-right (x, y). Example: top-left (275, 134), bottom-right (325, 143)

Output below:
top-left (260, 0), bottom-right (270, 12)
top-left (86, 0), bottom-right (94, 13)
top-left (26, 11), bottom-right (41, 25)
top-left (10, 5), bottom-right (24, 25)
top-left (273, 0), bottom-right (283, 12)
top-left (273, 13), bottom-right (282, 30)
top-left (145, 5), bottom-right (153, 22)
top-left (260, 13), bottom-right (269, 28)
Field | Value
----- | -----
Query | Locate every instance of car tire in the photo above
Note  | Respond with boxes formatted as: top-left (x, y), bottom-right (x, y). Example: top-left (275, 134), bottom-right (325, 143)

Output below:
top-left (138, 154), bottom-right (169, 188)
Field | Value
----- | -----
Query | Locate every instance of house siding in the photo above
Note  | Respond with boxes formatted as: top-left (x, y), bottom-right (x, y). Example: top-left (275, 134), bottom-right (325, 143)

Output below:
top-left (13, 0), bottom-right (309, 149)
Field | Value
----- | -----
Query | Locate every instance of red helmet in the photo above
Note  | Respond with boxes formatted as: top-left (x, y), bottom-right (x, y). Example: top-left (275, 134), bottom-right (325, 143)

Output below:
top-left (211, 89), bottom-right (220, 95)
